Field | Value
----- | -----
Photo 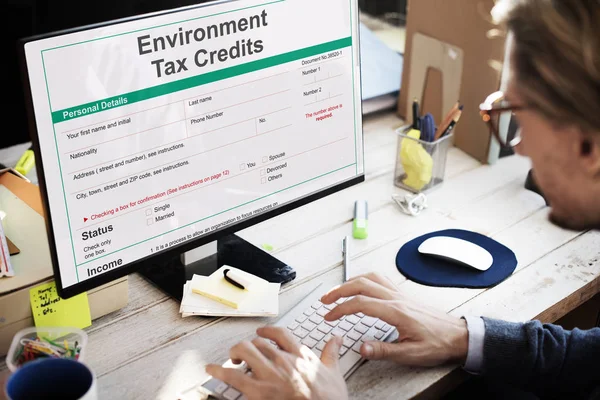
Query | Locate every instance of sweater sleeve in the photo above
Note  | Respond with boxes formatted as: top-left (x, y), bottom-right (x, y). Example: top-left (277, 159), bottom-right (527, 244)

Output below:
top-left (481, 317), bottom-right (600, 399)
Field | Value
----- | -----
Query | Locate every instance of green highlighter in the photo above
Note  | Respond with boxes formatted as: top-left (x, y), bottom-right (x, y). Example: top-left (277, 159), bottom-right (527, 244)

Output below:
top-left (353, 200), bottom-right (368, 239)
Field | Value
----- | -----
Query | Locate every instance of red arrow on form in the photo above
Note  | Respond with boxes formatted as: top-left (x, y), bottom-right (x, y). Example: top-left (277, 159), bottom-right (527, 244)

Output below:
top-left (84, 217), bottom-right (88, 222)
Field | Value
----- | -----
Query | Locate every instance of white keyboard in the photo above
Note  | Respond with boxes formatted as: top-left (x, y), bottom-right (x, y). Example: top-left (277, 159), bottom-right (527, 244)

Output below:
top-left (195, 283), bottom-right (397, 400)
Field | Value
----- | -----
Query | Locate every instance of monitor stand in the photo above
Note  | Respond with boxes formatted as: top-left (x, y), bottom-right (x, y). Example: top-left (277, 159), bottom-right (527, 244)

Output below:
top-left (138, 234), bottom-right (296, 301)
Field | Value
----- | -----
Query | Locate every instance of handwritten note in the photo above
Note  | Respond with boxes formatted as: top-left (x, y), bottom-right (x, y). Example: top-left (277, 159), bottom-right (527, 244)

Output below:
top-left (29, 281), bottom-right (91, 329)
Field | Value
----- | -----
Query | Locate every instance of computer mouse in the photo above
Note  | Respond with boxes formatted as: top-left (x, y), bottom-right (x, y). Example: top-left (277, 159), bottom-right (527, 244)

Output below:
top-left (418, 236), bottom-right (493, 271)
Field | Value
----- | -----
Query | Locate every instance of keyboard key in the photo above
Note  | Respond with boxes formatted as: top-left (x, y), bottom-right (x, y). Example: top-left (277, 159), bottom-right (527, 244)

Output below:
top-left (214, 382), bottom-right (229, 394)
top-left (325, 319), bottom-right (339, 327)
top-left (323, 303), bottom-right (336, 310)
top-left (323, 333), bottom-right (333, 343)
top-left (381, 323), bottom-right (392, 332)
top-left (304, 308), bottom-right (315, 317)
top-left (375, 331), bottom-right (385, 340)
top-left (287, 322), bottom-right (299, 331)
top-left (311, 301), bottom-right (322, 310)
top-left (309, 315), bottom-right (324, 325)
top-left (316, 341), bottom-right (326, 351)
top-left (345, 315), bottom-right (360, 325)
top-left (339, 346), bottom-right (349, 356)
top-left (316, 308), bottom-right (329, 317)
top-left (335, 297), bottom-right (347, 305)
top-left (310, 330), bottom-right (326, 341)
top-left (317, 323), bottom-right (332, 334)
top-left (354, 324), bottom-right (368, 334)
top-left (356, 312), bottom-right (365, 318)
top-left (223, 387), bottom-right (241, 400)
top-left (347, 330), bottom-right (362, 341)
top-left (343, 337), bottom-right (355, 348)
top-left (301, 321), bottom-right (317, 332)
top-left (301, 337), bottom-right (318, 349)
top-left (295, 315), bottom-right (308, 324)
top-left (331, 328), bottom-right (345, 337)
top-left (362, 327), bottom-right (379, 342)
top-left (351, 341), bottom-right (363, 353)
top-left (313, 348), bottom-right (322, 358)
top-left (338, 321), bottom-right (354, 331)
top-left (293, 327), bottom-right (310, 339)
top-left (360, 317), bottom-right (377, 327)
top-left (375, 321), bottom-right (385, 330)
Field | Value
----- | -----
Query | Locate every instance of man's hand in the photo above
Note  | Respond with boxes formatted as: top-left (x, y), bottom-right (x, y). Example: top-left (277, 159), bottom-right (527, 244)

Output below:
top-left (205, 326), bottom-right (348, 400)
top-left (321, 273), bottom-right (468, 367)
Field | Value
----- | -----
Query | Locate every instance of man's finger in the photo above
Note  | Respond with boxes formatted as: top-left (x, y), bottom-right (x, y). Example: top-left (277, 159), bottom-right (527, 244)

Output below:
top-left (324, 295), bottom-right (400, 325)
top-left (359, 340), bottom-right (416, 364)
top-left (257, 326), bottom-right (302, 357)
top-left (320, 335), bottom-right (343, 368)
top-left (206, 364), bottom-right (257, 394)
top-left (350, 272), bottom-right (398, 292)
top-left (229, 340), bottom-right (278, 379)
top-left (321, 277), bottom-right (396, 305)
top-left (252, 337), bottom-right (295, 374)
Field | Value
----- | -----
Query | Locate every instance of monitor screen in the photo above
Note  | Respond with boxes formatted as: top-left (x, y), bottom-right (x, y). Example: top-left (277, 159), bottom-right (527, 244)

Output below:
top-left (20, 0), bottom-right (364, 297)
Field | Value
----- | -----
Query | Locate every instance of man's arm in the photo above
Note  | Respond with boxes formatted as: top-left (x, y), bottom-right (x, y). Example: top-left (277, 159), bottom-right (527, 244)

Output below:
top-left (469, 317), bottom-right (600, 398)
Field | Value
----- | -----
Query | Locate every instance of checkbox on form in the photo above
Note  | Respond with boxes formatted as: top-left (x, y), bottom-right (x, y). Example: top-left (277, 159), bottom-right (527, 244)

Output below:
top-left (147, 218), bottom-right (154, 226)
top-left (262, 156), bottom-right (268, 163)
top-left (240, 163), bottom-right (246, 171)
top-left (261, 178), bottom-right (266, 184)
top-left (145, 209), bottom-right (152, 216)
top-left (260, 169), bottom-right (266, 176)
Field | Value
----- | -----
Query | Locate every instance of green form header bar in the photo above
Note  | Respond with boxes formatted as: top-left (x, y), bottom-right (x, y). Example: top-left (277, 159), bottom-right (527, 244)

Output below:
top-left (51, 37), bottom-right (352, 124)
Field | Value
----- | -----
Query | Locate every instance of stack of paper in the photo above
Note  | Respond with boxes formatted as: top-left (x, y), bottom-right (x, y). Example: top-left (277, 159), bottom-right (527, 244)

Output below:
top-left (179, 266), bottom-right (280, 318)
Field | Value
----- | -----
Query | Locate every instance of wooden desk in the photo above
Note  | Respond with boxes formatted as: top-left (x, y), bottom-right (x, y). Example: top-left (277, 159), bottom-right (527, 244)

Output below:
top-left (1, 111), bottom-right (598, 399)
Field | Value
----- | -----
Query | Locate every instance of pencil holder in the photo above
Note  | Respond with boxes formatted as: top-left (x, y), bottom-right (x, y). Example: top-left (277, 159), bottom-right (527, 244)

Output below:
top-left (393, 126), bottom-right (454, 193)
top-left (6, 326), bottom-right (88, 372)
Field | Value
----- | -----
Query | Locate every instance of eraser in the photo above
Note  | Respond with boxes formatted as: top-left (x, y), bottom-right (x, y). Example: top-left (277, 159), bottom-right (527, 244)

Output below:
top-left (353, 200), bottom-right (368, 239)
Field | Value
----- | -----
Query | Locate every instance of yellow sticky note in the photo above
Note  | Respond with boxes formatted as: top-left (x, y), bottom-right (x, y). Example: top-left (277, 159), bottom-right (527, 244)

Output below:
top-left (29, 281), bottom-right (92, 329)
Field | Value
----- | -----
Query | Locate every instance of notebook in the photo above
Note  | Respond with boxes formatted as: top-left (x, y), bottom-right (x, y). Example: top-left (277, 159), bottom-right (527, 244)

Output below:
top-left (179, 266), bottom-right (280, 318)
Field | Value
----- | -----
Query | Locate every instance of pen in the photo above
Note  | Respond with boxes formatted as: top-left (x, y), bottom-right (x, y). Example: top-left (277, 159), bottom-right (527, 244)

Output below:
top-left (434, 101), bottom-right (460, 141)
top-left (412, 99), bottom-right (420, 130)
top-left (342, 236), bottom-right (350, 282)
top-left (441, 106), bottom-right (463, 138)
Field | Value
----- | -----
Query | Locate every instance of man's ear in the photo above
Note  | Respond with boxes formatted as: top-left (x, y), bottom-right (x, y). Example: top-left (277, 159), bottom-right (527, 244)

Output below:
top-left (578, 132), bottom-right (600, 177)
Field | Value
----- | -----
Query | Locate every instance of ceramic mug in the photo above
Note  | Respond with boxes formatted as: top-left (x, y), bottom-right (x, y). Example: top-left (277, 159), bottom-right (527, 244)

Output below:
top-left (5, 358), bottom-right (97, 400)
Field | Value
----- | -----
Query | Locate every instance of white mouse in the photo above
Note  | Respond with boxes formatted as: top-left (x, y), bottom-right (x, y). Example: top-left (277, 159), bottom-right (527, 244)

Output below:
top-left (418, 236), bottom-right (493, 271)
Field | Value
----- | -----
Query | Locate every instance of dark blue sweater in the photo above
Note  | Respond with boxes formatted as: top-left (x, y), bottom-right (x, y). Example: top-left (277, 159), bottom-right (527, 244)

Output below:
top-left (482, 318), bottom-right (600, 399)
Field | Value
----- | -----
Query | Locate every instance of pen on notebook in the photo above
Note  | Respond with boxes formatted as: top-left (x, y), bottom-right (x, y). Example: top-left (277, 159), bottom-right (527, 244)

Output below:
top-left (342, 236), bottom-right (350, 282)
top-left (223, 269), bottom-right (250, 290)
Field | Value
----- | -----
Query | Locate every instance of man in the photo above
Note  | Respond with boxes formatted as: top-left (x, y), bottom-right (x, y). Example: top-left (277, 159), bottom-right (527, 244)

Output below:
top-left (206, 0), bottom-right (600, 398)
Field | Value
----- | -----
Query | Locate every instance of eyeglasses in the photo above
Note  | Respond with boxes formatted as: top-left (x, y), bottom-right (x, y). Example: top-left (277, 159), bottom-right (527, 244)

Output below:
top-left (479, 91), bottom-right (526, 149)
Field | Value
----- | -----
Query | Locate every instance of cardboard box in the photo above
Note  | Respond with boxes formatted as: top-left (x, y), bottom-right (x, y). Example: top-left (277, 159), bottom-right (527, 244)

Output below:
top-left (398, 0), bottom-right (507, 163)
top-left (0, 169), bottom-right (128, 356)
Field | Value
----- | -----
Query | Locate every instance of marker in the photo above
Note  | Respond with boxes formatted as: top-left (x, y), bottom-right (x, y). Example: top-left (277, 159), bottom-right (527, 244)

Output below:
top-left (15, 146), bottom-right (35, 176)
top-left (223, 268), bottom-right (251, 290)
top-left (352, 200), bottom-right (368, 239)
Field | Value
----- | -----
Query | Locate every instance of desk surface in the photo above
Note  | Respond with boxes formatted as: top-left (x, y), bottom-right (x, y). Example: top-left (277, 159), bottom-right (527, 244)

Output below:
top-left (2, 111), bottom-right (599, 399)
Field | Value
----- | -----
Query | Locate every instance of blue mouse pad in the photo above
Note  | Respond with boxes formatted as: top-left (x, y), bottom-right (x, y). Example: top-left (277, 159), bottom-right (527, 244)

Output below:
top-left (396, 229), bottom-right (518, 288)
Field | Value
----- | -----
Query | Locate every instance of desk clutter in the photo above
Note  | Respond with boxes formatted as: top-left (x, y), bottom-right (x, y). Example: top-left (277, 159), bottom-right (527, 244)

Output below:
top-left (180, 266), bottom-right (280, 318)
top-left (394, 100), bottom-right (463, 193)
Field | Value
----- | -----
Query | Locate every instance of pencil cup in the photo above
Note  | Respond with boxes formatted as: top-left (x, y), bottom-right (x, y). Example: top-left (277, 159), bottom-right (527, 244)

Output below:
top-left (5, 358), bottom-right (97, 400)
top-left (394, 126), bottom-right (454, 193)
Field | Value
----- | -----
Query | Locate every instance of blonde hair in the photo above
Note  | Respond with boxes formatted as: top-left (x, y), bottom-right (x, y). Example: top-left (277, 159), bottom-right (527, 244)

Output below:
top-left (492, 0), bottom-right (600, 133)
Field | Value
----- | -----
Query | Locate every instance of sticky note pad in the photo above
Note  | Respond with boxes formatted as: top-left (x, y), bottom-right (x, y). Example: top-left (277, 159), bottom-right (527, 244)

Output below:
top-left (191, 266), bottom-right (265, 309)
top-left (29, 281), bottom-right (92, 329)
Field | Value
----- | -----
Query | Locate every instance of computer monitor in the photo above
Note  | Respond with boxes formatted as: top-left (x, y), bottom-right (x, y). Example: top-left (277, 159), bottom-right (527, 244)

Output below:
top-left (19, 0), bottom-right (365, 300)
